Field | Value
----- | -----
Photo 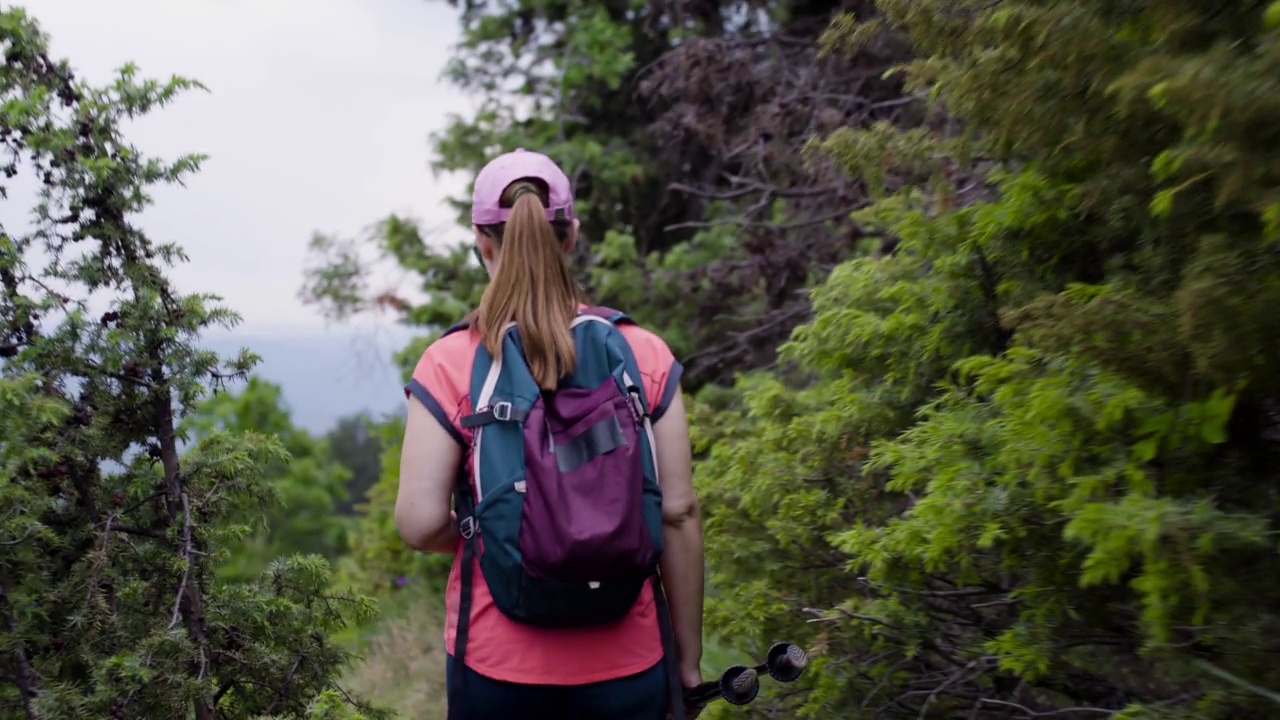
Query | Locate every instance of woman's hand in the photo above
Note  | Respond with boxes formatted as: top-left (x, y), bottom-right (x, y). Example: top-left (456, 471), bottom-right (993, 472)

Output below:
top-left (681, 660), bottom-right (705, 718)
top-left (670, 664), bottom-right (705, 720)
top-left (679, 662), bottom-right (703, 690)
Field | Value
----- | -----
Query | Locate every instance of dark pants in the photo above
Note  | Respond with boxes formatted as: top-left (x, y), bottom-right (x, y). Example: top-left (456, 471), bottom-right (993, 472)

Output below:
top-left (445, 654), bottom-right (668, 720)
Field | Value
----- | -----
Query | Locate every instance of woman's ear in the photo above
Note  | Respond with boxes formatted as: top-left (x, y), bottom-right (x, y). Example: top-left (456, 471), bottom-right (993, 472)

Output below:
top-left (474, 226), bottom-right (499, 265)
top-left (563, 218), bottom-right (580, 254)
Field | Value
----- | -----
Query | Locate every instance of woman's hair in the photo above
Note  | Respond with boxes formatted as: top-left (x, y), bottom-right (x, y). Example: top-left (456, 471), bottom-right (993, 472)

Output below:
top-left (473, 179), bottom-right (583, 390)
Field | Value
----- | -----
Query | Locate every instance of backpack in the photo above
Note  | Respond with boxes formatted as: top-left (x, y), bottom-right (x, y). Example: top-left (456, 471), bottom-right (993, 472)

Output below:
top-left (444, 306), bottom-right (684, 719)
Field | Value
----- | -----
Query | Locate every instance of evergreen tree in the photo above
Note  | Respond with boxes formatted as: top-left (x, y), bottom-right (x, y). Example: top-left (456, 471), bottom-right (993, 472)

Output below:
top-left (302, 0), bottom-right (917, 387)
top-left (182, 378), bottom-right (353, 582)
top-left (324, 414), bottom-right (385, 517)
top-left (0, 10), bottom-right (383, 718)
top-left (695, 1), bottom-right (1280, 718)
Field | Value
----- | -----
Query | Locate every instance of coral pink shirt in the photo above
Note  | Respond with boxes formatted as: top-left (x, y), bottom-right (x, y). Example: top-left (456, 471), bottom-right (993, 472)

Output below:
top-left (405, 313), bottom-right (683, 685)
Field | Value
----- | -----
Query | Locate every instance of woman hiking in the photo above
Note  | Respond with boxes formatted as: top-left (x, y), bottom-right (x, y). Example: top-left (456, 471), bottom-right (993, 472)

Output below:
top-left (394, 148), bottom-right (706, 720)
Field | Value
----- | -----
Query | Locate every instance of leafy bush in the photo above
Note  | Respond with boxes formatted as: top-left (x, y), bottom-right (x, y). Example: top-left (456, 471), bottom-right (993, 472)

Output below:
top-left (694, 2), bottom-right (1280, 718)
top-left (182, 377), bottom-right (353, 582)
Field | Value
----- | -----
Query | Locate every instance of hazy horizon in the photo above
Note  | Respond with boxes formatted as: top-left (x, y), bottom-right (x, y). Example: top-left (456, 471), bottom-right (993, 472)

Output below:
top-left (199, 322), bottom-right (420, 434)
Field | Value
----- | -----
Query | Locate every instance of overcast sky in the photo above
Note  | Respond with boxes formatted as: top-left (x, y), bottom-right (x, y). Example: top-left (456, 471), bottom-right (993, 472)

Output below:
top-left (21, 0), bottom-right (474, 337)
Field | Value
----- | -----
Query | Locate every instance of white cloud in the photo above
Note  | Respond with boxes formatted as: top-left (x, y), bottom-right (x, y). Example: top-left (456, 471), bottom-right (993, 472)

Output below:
top-left (16, 0), bottom-right (475, 335)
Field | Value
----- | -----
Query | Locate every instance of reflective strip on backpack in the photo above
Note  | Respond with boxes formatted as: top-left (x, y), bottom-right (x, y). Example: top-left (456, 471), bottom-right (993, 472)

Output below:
top-left (472, 321), bottom-right (515, 503)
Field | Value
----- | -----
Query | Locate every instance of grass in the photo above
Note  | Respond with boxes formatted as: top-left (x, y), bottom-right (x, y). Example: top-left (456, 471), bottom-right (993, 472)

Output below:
top-left (343, 585), bottom-right (449, 719)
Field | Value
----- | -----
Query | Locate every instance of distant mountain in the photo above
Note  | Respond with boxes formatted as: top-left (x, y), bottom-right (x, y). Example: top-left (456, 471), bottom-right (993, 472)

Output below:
top-left (200, 327), bottom-right (418, 434)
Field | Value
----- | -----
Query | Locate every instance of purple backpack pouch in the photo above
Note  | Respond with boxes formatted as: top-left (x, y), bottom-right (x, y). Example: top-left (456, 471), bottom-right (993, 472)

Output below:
top-left (517, 377), bottom-right (657, 584)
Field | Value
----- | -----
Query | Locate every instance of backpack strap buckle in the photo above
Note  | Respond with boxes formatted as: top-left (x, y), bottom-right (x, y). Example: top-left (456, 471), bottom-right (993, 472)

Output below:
top-left (492, 401), bottom-right (512, 422)
top-left (458, 515), bottom-right (477, 540)
top-left (461, 400), bottom-right (527, 429)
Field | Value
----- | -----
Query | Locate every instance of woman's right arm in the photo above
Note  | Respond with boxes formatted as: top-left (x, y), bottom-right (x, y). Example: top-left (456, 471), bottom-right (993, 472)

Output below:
top-left (653, 389), bottom-right (706, 688)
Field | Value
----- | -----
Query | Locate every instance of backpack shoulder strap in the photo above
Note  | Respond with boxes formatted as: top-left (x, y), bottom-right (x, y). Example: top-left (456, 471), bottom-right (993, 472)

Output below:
top-left (441, 318), bottom-right (472, 337)
top-left (455, 307), bottom-right (634, 331)
top-left (579, 305), bottom-right (636, 326)
top-left (459, 321), bottom-right (538, 431)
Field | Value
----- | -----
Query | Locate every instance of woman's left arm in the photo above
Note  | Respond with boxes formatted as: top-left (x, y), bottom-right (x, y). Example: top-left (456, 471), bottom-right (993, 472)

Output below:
top-left (394, 397), bottom-right (463, 554)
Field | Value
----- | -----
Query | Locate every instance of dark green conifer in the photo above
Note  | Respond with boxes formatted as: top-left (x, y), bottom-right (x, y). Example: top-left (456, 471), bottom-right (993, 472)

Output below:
top-left (0, 10), bottom-right (384, 719)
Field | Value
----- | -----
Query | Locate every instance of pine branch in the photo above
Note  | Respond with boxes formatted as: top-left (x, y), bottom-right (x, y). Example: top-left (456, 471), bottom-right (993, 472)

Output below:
top-left (0, 569), bottom-right (39, 719)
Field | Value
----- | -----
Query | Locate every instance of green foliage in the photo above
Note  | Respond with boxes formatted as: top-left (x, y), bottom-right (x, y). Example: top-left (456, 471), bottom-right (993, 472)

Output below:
top-left (337, 582), bottom-right (449, 719)
top-left (335, 412), bottom-right (451, 596)
top-left (0, 9), bottom-right (382, 718)
top-left (303, 0), bottom-right (915, 390)
top-left (325, 414), bottom-right (386, 516)
top-left (182, 378), bottom-right (352, 582)
top-left (302, 217), bottom-right (486, 331)
top-left (694, 1), bottom-right (1280, 718)
top-left (294, 1), bottom-right (1280, 718)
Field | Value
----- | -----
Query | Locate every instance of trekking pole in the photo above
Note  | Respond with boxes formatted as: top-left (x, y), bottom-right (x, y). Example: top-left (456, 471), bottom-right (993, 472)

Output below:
top-left (678, 642), bottom-right (809, 715)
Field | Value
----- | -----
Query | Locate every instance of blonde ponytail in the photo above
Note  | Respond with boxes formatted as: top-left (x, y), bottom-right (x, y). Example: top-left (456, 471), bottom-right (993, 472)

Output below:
top-left (474, 181), bottom-right (583, 389)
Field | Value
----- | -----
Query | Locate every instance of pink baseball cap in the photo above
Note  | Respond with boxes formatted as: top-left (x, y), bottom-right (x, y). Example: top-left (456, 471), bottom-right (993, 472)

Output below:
top-left (471, 148), bottom-right (576, 226)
